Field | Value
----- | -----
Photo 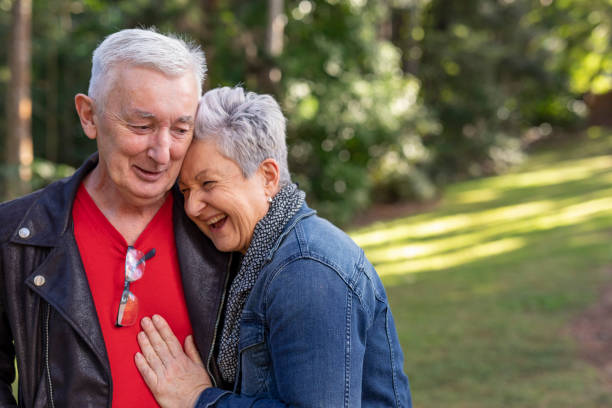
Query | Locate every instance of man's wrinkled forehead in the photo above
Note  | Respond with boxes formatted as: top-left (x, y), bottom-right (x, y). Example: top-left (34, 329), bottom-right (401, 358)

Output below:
top-left (101, 64), bottom-right (199, 113)
top-left (122, 107), bottom-right (195, 125)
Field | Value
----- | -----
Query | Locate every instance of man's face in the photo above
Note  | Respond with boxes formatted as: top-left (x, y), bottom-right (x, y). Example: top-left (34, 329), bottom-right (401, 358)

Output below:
top-left (91, 66), bottom-right (199, 206)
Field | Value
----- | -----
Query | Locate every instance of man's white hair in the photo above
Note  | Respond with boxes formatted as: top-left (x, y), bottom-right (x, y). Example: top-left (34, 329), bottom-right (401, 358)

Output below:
top-left (88, 27), bottom-right (206, 108)
top-left (195, 86), bottom-right (291, 187)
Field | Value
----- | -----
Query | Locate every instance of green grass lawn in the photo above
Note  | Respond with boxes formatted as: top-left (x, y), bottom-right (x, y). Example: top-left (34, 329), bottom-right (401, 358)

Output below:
top-left (349, 127), bottom-right (612, 407)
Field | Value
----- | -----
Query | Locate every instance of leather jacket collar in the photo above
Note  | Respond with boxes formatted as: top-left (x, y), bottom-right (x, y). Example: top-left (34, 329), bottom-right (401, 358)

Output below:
top-left (10, 153), bottom-right (98, 248)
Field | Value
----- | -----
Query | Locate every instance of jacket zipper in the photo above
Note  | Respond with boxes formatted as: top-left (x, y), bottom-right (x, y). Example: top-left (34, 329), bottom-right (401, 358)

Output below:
top-left (43, 303), bottom-right (55, 408)
top-left (206, 253), bottom-right (233, 387)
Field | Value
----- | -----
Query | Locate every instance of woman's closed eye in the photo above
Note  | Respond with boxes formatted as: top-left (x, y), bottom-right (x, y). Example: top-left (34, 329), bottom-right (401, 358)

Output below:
top-left (202, 181), bottom-right (215, 191)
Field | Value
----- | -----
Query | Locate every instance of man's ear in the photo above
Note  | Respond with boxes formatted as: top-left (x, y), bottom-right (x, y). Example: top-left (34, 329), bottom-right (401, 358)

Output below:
top-left (259, 159), bottom-right (281, 196)
top-left (75, 93), bottom-right (98, 140)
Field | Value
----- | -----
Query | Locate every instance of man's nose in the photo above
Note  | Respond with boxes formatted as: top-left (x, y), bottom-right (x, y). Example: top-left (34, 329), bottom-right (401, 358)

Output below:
top-left (147, 127), bottom-right (171, 165)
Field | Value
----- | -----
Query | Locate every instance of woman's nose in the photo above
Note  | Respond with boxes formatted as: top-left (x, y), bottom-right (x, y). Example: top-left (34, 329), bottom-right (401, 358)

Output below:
top-left (185, 191), bottom-right (206, 218)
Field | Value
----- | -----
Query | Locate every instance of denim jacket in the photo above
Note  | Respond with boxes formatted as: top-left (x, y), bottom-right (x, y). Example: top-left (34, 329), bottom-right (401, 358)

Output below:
top-left (197, 203), bottom-right (412, 407)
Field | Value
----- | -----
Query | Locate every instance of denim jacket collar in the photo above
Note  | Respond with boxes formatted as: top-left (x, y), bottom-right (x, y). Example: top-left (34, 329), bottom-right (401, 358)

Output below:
top-left (265, 203), bottom-right (316, 262)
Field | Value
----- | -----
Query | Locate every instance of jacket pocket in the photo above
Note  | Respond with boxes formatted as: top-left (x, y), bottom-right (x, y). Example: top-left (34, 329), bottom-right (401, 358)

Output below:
top-left (238, 313), bottom-right (270, 396)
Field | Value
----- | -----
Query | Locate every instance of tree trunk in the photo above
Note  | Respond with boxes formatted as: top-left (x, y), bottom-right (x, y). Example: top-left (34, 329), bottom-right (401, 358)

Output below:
top-left (45, 44), bottom-right (59, 162)
top-left (6, 0), bottom-right (33, 199)
top-left (260, 0), bottom-right (284, 95)
top-left (390, 7), bottom-right (420, 75)
top-left (266, 0), bottom-right (285, 57)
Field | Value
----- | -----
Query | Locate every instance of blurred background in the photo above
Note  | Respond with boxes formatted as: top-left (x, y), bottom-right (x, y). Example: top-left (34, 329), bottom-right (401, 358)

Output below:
top-left (2, 0), bottom-right (612, 406)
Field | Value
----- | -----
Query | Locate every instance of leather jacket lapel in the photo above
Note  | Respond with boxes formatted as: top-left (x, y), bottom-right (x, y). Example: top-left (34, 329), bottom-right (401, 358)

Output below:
top-left (172, 188), bottom-right (232, 385)
top-left (10, 153), bottom-right (110, 370)
top-left (24, 236), bottom-right (109, 370)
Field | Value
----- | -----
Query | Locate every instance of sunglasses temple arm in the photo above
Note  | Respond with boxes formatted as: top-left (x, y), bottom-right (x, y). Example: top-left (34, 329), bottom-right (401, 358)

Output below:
top-left (135, 248), bottom-right (156, 267)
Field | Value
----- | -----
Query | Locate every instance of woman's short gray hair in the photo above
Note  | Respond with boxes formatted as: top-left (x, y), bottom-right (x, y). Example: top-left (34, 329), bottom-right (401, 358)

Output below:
top-left (195, 86), bottom-right (291, 187)
top-left (88, 27), bottom-right (206, 107)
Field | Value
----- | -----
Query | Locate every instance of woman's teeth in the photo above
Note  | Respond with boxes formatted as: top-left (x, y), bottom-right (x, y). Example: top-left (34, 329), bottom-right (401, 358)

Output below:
top-left (207, 214), bottom-right (226, 226)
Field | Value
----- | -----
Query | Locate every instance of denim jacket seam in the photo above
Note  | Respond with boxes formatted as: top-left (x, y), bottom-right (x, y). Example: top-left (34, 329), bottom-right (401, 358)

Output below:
top-left (302, 251), bottom-right (381, 314)
top-left (262, 253), bottom-right (377, 331)
top-left (356, 250), bottom-right (387, 303)
top-left (260, 252), bottom-right (306, 314)
top-left (266, 210), bottom-right (373, 302)
top-left (344, 288), bottom-right (352, 408)
top-left (385, 308), bottom-right (401, 407)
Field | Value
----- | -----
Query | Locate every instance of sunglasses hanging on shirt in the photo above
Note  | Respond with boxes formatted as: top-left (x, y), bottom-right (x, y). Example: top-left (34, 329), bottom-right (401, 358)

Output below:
top-left (116, 246), bottom-right (156, 327)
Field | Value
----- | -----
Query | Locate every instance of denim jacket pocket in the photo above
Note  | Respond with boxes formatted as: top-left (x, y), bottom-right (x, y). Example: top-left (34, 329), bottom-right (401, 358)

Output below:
top-left (238, 313), bottom-right (271, 396)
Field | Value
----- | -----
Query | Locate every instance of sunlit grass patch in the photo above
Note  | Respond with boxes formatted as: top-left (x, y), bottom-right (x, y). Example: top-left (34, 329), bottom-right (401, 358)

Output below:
top-left (351, 130), bottom-right (612, 407)
top-left (373, 237), bottom-right (526, 276)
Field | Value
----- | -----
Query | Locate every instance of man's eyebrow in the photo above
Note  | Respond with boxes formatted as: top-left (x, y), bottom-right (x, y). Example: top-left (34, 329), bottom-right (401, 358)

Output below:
top-left (129, 109), bottom-right (155, 119)
top-left (176, 115), bottom-right (194, 124)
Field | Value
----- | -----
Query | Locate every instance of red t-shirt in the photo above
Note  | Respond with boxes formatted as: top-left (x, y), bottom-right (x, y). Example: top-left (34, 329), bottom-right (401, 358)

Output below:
top-left (73, 184), bottom-right (193, 407)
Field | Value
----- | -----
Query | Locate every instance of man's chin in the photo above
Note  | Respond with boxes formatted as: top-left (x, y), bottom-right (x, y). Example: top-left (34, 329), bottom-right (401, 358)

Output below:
top-left (124, 182), bottom-right (174, 205)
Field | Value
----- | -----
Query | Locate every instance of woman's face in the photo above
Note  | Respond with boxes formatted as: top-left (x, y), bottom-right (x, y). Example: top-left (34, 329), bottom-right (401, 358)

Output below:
top-left (179, 139), bottom-right (272, 253)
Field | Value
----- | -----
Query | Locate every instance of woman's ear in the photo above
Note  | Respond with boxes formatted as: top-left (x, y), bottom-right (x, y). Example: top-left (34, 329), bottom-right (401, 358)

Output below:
top-left (75, 94), bottom-right (98, 140)
top-left (259, 159), bottom-right (281, 196)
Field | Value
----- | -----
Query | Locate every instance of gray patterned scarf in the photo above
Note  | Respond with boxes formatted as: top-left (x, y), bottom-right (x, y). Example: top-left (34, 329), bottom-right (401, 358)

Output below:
top-left (217, 183), bottom-right (305, 384)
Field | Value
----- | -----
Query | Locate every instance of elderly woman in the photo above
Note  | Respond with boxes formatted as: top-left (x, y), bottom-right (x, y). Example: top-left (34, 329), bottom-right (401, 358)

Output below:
top-left (134, 87), bottom-right (412, 407)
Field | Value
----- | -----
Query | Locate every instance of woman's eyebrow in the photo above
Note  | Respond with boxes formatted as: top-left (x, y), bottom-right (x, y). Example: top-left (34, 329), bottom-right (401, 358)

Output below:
top-left (195, 169), bottom-right (219, 181)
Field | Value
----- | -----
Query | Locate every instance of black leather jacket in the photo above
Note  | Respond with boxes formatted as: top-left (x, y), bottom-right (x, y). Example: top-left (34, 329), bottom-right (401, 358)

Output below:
top-left (0, 154), bottom-right (232, 407)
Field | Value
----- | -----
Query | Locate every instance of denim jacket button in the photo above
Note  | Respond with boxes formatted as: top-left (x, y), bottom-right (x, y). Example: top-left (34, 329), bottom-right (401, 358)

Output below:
top-left (18, 227), bottom-right (31, 239)
top-left (33, 275), bottom-right (46, 287)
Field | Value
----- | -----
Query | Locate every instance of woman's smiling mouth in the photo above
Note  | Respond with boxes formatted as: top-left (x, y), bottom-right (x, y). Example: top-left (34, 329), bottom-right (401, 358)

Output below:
top-left (207, 214), bottom-right (227, 230)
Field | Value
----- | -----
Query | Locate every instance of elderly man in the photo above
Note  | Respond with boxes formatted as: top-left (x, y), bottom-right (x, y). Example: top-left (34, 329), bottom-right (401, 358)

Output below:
top-left (0, 28), bottom-right (231, 407)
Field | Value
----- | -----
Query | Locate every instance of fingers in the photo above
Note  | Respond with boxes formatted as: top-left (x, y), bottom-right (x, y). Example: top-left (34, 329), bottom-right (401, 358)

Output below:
top-left (151, 314), bottom-right (184, 358)
top-left (135, 352), bottom-right (158, 390)
top-left (138, 330), bottom-right (165, 375)
top-left (184, 335), bottom-right (204, 367)
top-left (136, 318), bottom-right (211, 408)
top-left (141, 316), bottom-right (174, 368)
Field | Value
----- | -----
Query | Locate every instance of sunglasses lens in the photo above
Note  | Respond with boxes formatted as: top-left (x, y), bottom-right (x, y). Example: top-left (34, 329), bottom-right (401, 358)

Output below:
top-left (125, 247), bottom-right (146, 282)
top-left (116, 291), bottom-right (139, 327)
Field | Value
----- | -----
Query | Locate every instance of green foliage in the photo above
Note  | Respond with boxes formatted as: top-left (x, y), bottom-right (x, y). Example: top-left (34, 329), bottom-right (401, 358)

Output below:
top-left (1, 0), bottom-right (609, 223)
top-left (542, 0), bottom-right (612, 95)
top-left (417, 0), bottom-right (583, 184)
top-left (0, 159), bottom-right (75, 198)
top-left (278, 0), bottom-right (435, 223)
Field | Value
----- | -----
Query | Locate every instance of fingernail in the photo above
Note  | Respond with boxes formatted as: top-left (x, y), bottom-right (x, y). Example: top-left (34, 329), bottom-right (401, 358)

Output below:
top-left (141, 317), bottom-right (151, 327)
top-left (153, 314), bottom-right (161, 323)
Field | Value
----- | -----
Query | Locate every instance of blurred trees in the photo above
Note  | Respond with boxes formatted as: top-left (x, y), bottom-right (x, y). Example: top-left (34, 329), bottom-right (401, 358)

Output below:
top-left (5, 0), bottom-right (32, 199)
top-left (0, 0), bottom-right (608, 223)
